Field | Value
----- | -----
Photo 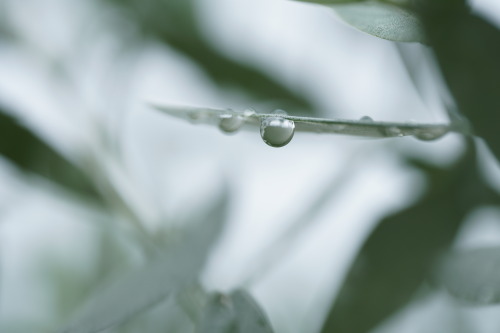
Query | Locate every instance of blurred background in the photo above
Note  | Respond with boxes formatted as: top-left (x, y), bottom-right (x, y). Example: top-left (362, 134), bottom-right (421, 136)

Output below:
top-left (1, 0), bottom-right (500, 332)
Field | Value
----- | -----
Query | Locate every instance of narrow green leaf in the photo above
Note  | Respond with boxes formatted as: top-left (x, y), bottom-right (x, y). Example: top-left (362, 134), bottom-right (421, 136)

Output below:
top-left (417, 1), bottom-right (500, 162)
top-left (0, 106), bottom-right (100, 202)
top-left (329, 2), bottom-right (425, 42)
top-left (152, 104), bottom-right (459, 140)
top-left (432, 247), bottom-right (500, 305)
top-left (320, 142), bottom-right (497, 333)
top-left (60, 190), bottom-right (229, 333)
top-left (197, 290), bottom-right (274, 333)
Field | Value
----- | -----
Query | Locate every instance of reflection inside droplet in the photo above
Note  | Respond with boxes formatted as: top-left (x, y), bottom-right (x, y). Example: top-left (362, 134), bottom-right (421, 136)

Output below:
top-left (219, 114), bottom-right (244, 134)
top-left (260, 117), bottom-right (295, 148)
top-left (385, 126), bottom-right (403, 137)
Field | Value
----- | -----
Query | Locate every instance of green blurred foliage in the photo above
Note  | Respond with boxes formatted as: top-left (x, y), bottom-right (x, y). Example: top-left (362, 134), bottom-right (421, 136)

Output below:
top-left (0, 106), bottom-right (101, 203)
top-left (100, 0), bottom-right (317, 115)
top-left (59, 190), bottom-right (229, 333)
top-left (416, 0), bottom-right (500, 161)
top-left (432, 246), bottom-right (500, 305)
top-left (320, 142), bottom-right (500, 333)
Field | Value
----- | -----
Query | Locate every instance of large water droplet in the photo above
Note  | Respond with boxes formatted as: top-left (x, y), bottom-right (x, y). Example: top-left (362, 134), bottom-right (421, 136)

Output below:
top-left (260, 117), bottom-right (295, 148)
top-left (360, 116), bottom-right (374, 122)
top-left (218, 114), bottom-right (244, 134)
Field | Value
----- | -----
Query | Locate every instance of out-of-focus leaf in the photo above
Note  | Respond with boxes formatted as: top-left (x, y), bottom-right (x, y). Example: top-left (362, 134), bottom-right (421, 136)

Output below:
top-left (0, 106), bottom-right (100, 202)
top-left (330, 2), bottom-right (425, 42)
top-left (197, 290), bottom-right (274, 333)
top-left (432, 247), bottom-right (500, 305)
top-left (101, 0), bottom-right (316, 115)
top-left (417, 0), bottom-right (500, 161)
top-left (295, 1), bottom-right (424, 42)
top-left (320, 142), bottom-right (499, 333)
top-left (60, 190), bottom-right (229, 333)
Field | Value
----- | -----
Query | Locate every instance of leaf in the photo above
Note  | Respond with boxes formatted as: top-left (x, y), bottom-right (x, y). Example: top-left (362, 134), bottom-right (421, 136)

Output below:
top-left (417, 1), bottom-right (500, 162)
top-left (431, 247), bottom-right (500, 305)
top-left (293, 0), bottom-right (425, 42)
top-left (320, 142), bottom-right (498, 333)
top-left (60, 190), bottom-right (229, 333)
top-left (329, 2), bottom-right (426, 42)
top-left (152, 104), bottom-right (459, 140)
top-left (0, 106), bottom-right (101, 202)
top-left (197, 290), bottom-right (274, 333)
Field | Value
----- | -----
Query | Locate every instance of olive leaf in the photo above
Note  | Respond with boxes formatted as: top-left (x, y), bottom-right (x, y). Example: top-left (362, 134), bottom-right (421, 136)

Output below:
top-left (293, 0), bottom-right (425, 42)
top-left (152, 104), bottom-right (463, 144)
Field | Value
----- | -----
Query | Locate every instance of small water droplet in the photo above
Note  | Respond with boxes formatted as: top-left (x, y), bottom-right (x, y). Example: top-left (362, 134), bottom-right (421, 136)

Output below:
top-left (260, 117), bottom-right (295, 148)
top-left (385, 126), bottom-right (404, 137)
top-left (360, 116), bottom-right (374, 122)
top-left (415, 129), bottom-right (447, 141)
top-left (272, 109), bottom-right (288, 116)
top-left (243, 108), bottom-right (256, 117)
top-left (218, 114), bottom-right (244, 134)
top-left (188, 111), bottom-right (202, 122)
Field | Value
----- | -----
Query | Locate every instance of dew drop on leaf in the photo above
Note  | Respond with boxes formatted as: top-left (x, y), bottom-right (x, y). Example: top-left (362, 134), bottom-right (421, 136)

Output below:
top-left (360, 116), bottom-right (374, 122)
top-left (260, 117), bottom-right (295, 148)
top-left (272, 109), bottom-right (288, 116)
top-left (414, 129), bottom-right (447, 141)
top-left (219, 114), bottom-right (244, 134)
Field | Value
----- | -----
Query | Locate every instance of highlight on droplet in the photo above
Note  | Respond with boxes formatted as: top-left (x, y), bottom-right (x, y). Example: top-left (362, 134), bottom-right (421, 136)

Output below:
top-left (260, 116), bottom-right (295, 148)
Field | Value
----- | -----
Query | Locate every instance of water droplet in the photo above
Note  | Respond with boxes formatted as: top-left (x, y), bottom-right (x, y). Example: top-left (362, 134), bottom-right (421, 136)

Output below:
top-left (415, 129), bottom-right (447, 141)
top-left (260, 117), bottom-right (295, 148)
top-left (360, 116), bottom-right (374, 122)
top-left (188, 111), bottom-right (202, 122)
top-left (385, 126), bottom-right (404, 137)
top-left (243, 108), bottom-right (256, 117)
top-left (272, 109), bottom-right (288, 116)
top-left (218, 114), bottom-right (244, 134)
